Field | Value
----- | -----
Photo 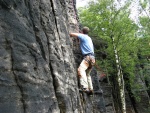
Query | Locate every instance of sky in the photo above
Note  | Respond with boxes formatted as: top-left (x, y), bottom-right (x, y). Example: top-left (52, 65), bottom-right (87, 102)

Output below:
top-left (76, 0), bottom-right (90, 8)
top-left (76, 0), bottom-right (140, 23)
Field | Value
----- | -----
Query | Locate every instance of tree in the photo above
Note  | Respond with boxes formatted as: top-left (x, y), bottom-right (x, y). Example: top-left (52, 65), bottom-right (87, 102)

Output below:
top-left (78, 0), bottom-right (139, 112)
top-left (138, 0), bottom-right (150, 98)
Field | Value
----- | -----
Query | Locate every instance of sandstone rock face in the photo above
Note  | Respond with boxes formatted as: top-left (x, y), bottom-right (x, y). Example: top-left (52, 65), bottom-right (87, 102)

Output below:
top-left (2, 0), bottom-right (149, 113)
top-left (0, 0), bottom-right (80, 113)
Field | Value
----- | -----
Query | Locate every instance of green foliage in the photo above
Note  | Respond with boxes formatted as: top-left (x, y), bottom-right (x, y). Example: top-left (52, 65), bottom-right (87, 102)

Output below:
top-left (78, 0), bottom-right (150, 103)
top-left (78, 0), bottom-right (138, 72)
top-left (138, 16), bottom-right (150, 88)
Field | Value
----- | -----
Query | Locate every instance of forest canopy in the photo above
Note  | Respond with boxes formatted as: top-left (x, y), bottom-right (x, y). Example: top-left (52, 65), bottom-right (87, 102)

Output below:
top-left (77, 0), bottom-right (150, 112)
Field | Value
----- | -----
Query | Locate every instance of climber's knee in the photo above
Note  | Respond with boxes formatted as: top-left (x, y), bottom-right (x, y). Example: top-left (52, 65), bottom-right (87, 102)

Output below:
top-left (77, 67), bottom-right (82, 78)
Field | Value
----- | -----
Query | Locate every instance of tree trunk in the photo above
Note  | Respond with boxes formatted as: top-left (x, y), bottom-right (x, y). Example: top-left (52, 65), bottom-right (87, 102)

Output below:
top-left (112, 37), bottom-right (126, 113)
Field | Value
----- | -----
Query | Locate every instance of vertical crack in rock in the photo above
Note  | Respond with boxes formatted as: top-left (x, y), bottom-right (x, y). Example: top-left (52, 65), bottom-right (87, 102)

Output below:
top-left (49, 61), bottom-right (57, 95)
top-left (49, 0), bottom-right (61, 41)
top-left (0, 0), bottom-right (12, 9)
top-left (49, 61), bottom-right (67, 113)
top-left (34, 31), bottom-right (47, 61)
top-left (9, 40), bottom-right (26, 113)
top-left (49, 0), bottom-right (68, 112)
top-left (27, 0), bottom-right (47, 61)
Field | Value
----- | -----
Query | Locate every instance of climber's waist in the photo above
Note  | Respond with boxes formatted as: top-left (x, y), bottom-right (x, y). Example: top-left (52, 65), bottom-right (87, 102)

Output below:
top-left (83, 53), bottom-right (95, 57)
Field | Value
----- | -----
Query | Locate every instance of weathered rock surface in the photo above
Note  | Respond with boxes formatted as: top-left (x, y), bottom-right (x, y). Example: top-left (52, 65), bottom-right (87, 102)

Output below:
top-left (0, 0), bottom-right (80, 112)
top-left (0, 0), bottom-right (106, 112)
top-left (1, 0), bottom-right (149, 113)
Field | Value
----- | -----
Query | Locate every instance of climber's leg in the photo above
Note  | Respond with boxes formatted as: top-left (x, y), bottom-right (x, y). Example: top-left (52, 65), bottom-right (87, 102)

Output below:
top-left (86, 67), bottom-right (93, 90)
top-left (78, 59), bottom-right (89, 89)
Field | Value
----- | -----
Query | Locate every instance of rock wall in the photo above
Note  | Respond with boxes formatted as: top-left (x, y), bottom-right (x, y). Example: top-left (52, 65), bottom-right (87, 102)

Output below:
top-left (0, 0), bottom-right (81, 112)
top-left (0, 0), bottom-right (107, 113)
top-left (3, 0), bottom-right (149, 113)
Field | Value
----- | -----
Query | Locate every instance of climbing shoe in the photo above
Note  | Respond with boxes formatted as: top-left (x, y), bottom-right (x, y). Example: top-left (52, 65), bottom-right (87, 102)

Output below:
top-left (87, 90), bottom-right (93, 95)
top-left (79, 88), bottom-right (93, 95)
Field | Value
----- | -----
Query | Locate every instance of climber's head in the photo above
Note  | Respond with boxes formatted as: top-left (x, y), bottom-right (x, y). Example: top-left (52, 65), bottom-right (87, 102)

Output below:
top-left (81, 27), bottom-right (90, 34)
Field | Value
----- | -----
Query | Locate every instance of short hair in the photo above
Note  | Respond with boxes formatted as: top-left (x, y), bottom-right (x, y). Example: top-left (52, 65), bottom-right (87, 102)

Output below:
top-left (82, 27), bottom-right (90, 34)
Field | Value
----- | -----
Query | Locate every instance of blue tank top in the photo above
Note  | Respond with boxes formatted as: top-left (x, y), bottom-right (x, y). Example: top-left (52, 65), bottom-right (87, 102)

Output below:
top-left (77, 34), bottom-right (94, 55)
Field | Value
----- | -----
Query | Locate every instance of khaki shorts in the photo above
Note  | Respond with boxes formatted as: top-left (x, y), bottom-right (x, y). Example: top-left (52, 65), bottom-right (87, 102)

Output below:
top-left (78, 55), bottom-right (95, 90)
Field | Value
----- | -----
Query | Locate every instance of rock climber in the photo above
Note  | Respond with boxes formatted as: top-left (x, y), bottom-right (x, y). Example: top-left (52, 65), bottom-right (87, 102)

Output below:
top-left (70, 27), bottom-right (95, 95)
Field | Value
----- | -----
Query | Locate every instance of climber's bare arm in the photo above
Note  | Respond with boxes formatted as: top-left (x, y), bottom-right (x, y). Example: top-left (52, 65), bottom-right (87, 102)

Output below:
top-left (69, 33), bottom-right (79, 37)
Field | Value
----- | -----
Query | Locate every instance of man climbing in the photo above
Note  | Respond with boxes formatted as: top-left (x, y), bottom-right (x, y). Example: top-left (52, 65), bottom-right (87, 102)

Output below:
top-left (70, 27), bottom-right (95, 95)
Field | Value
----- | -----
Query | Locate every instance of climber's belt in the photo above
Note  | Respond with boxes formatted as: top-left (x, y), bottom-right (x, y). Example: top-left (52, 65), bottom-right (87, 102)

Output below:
top-left (83, 53), bottom-right (95, 57)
